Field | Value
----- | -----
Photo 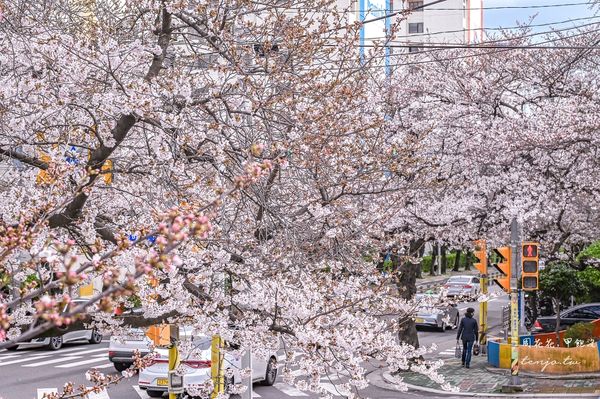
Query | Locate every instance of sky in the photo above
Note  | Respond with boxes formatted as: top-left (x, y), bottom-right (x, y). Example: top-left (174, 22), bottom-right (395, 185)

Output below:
top-left (484, 0), bottom-right (596, 30)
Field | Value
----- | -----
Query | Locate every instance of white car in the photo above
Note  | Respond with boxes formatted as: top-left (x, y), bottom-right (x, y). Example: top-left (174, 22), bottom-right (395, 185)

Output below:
top-left (138, 336), bottom-right (278, 398)
top-left (443, 275), bottom-right (481, 300)
top-left (6, 298), bottom-right (103, 351)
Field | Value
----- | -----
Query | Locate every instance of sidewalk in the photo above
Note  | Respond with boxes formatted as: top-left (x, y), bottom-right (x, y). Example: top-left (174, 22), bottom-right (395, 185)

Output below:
top-left (368, 356), bottom-right (600, 397)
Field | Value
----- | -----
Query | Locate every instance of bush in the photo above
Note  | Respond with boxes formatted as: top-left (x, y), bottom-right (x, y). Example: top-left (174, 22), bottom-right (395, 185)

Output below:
top-left (578, 267), bottom-right (600, 303)
top-left (564, 322), bottom-right (596, 347)
top-left (576, 241), bottom-right (600, 265)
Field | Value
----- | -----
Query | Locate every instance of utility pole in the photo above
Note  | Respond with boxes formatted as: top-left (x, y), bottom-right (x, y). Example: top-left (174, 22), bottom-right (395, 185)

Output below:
top-left (241, 349), bottom-right (254, 399)
top-left (509, 218), bottom-right (522, 388)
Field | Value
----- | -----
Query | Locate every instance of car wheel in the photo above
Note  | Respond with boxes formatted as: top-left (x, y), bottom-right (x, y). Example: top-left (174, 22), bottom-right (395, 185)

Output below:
top-left (146, 390), bottom-right (164, 398)
top-left (47, 336), bottom-right (63, 350)
top-left (89, 329), bottom-right (102, 344)
top-left (438, 321), bottom-right (446, 332)
top-left (5, 344), bottom-right (19, 351)
top-left (113, 362), bottom-right (131, 372)
top-left (262, 357), bottom-right (278, 386)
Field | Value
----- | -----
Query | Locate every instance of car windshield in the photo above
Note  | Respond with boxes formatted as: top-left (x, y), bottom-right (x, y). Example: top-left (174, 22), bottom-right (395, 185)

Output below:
top-left (447, 277), bottom-right (470, 284)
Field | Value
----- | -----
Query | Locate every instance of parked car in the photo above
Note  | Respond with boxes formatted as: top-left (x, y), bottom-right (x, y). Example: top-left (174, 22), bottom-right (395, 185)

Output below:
top-left (108, 327), bottom-right (153, 372)
top-left (138, 332), bottom-right (278, 398)
top-left (5, 298), bottom-right (103, 351)
top-left (532, 303), bottom-right (600, 333)
top-left (414, 293), bottom-right (459, 332)
top-left (443, 275), bottom-right (481, 300)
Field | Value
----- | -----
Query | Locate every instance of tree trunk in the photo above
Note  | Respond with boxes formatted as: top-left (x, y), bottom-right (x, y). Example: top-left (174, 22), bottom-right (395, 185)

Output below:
top-left (465, 250), bottom-right (473, 270)
top-left (397, 239), bottom-right (424, 350)
top-left (430, 243), bottom-right (438, 276)
top-left (441, 245), bottom-right (447, 274)
top-left (452, 250), bottom-right (461, 272)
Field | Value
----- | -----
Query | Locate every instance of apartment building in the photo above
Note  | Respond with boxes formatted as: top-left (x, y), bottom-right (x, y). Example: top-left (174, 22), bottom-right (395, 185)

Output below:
top-left (358, 0), bottom-right (484, 52)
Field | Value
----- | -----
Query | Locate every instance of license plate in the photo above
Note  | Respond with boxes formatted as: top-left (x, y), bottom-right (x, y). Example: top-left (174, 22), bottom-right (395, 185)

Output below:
top-left (415, 318), bottom-right (425, 323)
top-left (157, 378), bottom-right (168, 386)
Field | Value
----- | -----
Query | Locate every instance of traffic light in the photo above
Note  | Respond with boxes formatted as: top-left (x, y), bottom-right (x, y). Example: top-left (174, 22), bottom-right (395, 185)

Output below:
top-left (492, 247), bottom-right (511, 293)
top-left (473, 240), bottom-right (487, 275)
top-left (522, 242), bottom-right (539, 291)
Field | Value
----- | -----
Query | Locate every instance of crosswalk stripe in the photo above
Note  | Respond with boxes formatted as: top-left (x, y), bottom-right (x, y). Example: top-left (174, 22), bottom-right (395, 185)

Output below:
top-left (273, 382), bottom-right (309, 396)
top-left (23, 356), bottom-right (83, 367)
top-left (253, 391), bottom-right (261, 398)
top-left (0, 354), bottom-right (22, 361)
top-left (37, 388), bottom-right (58, 399)
top-left (85, 387), bottom-right (110, 399)
top-left (0, 355), bottom-right (51, 366)
top-left (48, 346), bottom-right (96, 354)
top-left (59, 348), bottom-right (107, 356)
top-left (320, 382), bottom-right (350, 396)
top-left (93, 363), bottom-right (114, 369)
top-left (133, 385), bottom-right (150, 398)
top-left (56, 357), bottom-right (108, 368)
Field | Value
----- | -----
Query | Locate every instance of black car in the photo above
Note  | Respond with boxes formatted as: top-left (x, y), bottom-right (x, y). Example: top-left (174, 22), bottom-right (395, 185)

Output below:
top-left (532, 303), bottom-right (600, 333)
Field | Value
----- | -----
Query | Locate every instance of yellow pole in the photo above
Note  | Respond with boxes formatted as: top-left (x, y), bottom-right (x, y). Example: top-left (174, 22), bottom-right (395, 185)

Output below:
top-left (211, 335), bottom-right (224, 399)
top-left (479, 276), bottom-right (488, 347)
top-left (168, 344), bottom-right (179, 399)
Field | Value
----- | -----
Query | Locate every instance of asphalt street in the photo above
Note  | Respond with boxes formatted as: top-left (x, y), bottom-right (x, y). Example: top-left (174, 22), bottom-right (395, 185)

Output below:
top-left (0, 286), bottom-right (508, 399)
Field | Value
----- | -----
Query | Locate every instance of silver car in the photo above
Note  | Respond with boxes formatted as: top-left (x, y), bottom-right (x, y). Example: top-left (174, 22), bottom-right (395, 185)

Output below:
top-left (444, 275), bottom-right (481, 300)
top-left (6, 298), bottom-right (103, 351)
top-left (414, 294), bottom-right (459, 332)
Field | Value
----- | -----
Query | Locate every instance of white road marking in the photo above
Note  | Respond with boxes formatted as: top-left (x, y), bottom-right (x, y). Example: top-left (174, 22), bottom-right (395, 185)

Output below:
top-left (133, 385), bottom-right (150, 398)
top-left (85, 387), bottom-right (110, 399)
top-left (92, 363), bottom-right (114, 369)
top-left (0, 355), bottom-right (51, 366)
top-left (60, 347), bottom-right (107, 356)
top-left (320, 382), bottom-right (350, 396)
top-left (56, 357), bottom-right (109, 368)
top-left (23, 356), bottom-right (83, 367)
top-left (0, 354), bottom-right (22, 361)
top-left (37, 388), bottom-right (58, 399)
top-left (273, 382), bottom-right (309, 396)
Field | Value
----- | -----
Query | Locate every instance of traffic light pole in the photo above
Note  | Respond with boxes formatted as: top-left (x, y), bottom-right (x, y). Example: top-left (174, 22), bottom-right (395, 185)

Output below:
top-left (509, 218), bottom-right (521, 387)
top-left (479, 275), bottom-right (488, 348)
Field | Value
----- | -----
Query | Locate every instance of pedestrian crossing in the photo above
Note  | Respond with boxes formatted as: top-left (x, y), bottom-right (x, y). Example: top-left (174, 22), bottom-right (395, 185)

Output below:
top-left (0, 347), bottom-right (113, 370)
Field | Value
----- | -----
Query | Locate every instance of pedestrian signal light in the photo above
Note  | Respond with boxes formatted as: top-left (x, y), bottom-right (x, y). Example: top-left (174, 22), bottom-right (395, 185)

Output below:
top-left (522, 242), bottom-right (539, 291)
top-left (492, 246), bottom-right (511, 293)
top-left (473, 240), bottom-right (487, 275)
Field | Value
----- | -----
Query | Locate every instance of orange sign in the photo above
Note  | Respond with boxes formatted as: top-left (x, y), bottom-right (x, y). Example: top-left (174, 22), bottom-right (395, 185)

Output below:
top-left (146, 324), bottom-right (171, 346)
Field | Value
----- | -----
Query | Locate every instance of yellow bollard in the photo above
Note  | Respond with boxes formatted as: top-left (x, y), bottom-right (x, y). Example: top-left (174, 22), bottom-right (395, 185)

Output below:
top-left (211, 335), bottom-right (224, 399)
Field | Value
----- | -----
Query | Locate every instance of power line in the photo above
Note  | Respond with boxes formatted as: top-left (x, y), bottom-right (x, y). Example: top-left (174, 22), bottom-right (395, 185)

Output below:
top-left (280, 1), bottom-right (593, 12)
top-left (297, 27), bottom-right (600, 72)
top-left (362, 15), bottom-right (600, 41)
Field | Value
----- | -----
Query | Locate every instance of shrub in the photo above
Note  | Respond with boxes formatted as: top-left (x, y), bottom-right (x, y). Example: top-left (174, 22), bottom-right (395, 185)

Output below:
top-left (564, 322), bottom-right (596, 347)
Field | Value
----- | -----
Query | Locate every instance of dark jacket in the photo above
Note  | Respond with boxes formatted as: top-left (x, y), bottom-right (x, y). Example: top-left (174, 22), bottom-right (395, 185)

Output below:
top-left (457, 314), bottom-right (478, 342)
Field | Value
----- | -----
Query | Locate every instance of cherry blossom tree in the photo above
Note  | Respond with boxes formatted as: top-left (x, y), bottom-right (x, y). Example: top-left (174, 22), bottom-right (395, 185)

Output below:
top-left (2, 0), bottom-right (600, 397)
top-left (0, 0), bottom-right (454, 397)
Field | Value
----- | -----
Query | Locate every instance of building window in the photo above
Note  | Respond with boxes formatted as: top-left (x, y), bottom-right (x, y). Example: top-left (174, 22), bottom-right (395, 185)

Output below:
top-left (408, 44), bottom-right (424, 53)
top-left (408, 23), bottom-right (424, 34)
top-left (409, 1), bottom-right (424, 11)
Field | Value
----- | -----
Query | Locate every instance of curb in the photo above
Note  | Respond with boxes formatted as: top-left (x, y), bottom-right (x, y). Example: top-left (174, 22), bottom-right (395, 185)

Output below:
top-left (370, 369), bottom-right (600, 398)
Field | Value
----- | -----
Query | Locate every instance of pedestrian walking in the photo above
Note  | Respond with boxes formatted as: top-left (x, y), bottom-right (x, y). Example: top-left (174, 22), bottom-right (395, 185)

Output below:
top-left (456, 307), bottom-right (478, 368)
